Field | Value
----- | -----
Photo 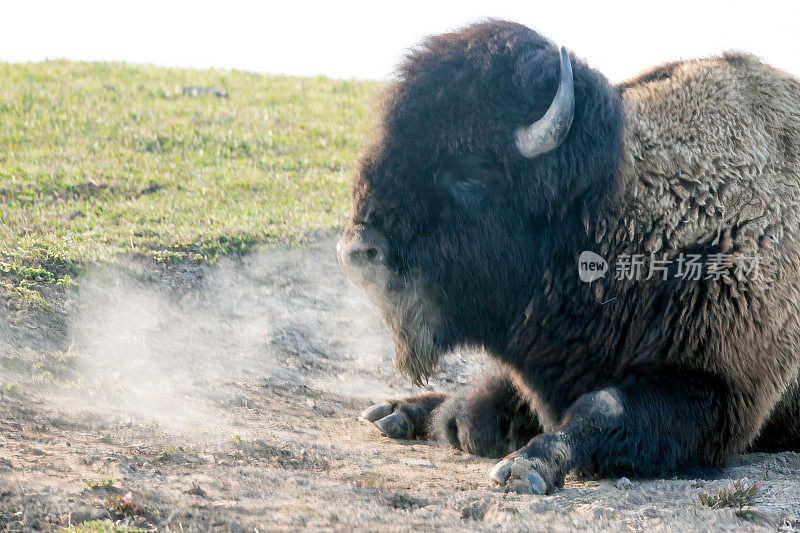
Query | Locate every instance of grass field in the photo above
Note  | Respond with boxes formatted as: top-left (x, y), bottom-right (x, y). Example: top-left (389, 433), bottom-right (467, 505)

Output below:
top-left (0, 61), bottom-right (376, 293)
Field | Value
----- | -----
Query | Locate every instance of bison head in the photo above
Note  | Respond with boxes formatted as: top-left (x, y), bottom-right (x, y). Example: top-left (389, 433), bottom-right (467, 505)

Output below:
top-left (338, 21), bottom-right (624, 384)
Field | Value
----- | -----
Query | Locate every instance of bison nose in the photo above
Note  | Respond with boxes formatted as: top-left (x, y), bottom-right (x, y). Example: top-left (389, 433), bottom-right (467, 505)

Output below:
top-left (337, 225), bottom-right (389, 280)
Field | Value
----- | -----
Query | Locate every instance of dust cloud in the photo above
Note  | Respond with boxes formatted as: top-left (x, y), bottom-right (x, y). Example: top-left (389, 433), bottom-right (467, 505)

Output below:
top-left (60, 234), bottom-right (486, 438)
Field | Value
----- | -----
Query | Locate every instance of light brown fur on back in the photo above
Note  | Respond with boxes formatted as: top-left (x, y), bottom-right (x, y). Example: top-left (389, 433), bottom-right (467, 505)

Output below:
top-left (606, 54), bottom-right (800, 448)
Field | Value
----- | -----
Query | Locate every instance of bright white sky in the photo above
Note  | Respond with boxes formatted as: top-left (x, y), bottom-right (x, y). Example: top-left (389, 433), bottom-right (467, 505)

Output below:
top-left (1, 0), bottom-right (798, 82)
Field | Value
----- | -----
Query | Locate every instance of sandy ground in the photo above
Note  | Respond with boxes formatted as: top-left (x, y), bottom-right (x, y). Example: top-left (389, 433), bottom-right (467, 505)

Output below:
top-left (1, 231), bottom-right (799, 532)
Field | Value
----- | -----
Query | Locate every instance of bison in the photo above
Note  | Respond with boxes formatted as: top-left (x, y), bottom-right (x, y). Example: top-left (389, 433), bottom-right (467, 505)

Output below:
top-left (337, 20), bottom-right (800, 493)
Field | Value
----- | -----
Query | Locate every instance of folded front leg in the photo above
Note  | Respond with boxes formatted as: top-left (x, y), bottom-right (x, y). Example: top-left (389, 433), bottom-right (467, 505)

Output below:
top-left (431, 370), bottom-right (543, 458)
top-left (490, 374), bottom-right (729, 493)
top-left (361, 392), bottom-right (448, 439)
top-left (360, 370), bottom-right (542, 456)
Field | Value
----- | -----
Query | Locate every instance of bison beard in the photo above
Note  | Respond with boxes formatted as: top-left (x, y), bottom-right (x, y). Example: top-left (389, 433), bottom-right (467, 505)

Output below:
top-left (339, 19), bottom-right (800, 494)
top-left (381, 281), bottom-right (442, 386)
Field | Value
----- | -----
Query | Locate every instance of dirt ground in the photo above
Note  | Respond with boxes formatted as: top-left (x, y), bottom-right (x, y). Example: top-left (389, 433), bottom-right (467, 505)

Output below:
top-left (1, 231), bottom-right (799, 532)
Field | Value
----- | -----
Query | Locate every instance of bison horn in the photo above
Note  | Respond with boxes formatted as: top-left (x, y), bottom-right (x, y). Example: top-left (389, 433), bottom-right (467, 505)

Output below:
top-left (515, 46), bottom-right (575, 158)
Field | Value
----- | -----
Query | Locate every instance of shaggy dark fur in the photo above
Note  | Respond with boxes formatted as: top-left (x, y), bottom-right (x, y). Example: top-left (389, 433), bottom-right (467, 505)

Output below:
top-left (342, 20), bottom-right (800, 493)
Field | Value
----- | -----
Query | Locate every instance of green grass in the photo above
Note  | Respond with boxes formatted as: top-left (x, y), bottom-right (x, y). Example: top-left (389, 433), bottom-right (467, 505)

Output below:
top-left (694, 480), bottom-right (759, 510)
top-left (0, 61), bottom-right (376, 287)
top-left (65, 519), bottom-right (144, 533)
top-left (84, 478), bottom-right (121, 492)
top-left (0, 381), bottom-right (20, 394)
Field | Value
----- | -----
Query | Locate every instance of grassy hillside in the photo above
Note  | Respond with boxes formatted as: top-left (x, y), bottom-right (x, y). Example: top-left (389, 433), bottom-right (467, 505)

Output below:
top-left (0, 61), bottom-right (377, 289)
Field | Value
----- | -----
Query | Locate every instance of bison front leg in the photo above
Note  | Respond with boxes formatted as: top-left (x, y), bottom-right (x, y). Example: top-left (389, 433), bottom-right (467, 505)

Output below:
top-left (360, 393), bottom-right (448, 440)
top-left (490, 375), bottom-right (727, 494)
top-left (362, 371), bottom-right (542, 458)
top-left (431, 371), bottom-right (542, 458)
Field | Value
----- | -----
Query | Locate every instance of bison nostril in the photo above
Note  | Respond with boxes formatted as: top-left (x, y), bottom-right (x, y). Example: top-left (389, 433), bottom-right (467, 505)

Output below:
top-left (350, 245), bottom-right (380, 264)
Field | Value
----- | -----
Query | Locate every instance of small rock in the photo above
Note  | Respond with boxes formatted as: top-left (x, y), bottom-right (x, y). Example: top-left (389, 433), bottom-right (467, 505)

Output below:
top-left (178, 86), bottom-right (227, 98)
top-left (460, 501), bottom-right (488, 520)
top-left (615, 477), bottom-right (633, 490)
top-left (404, 459), bottom-right (435, 469)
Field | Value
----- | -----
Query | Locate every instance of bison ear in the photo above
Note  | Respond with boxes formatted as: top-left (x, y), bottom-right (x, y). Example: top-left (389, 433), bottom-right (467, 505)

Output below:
top-left (514, 46), bottom-right (575, 159)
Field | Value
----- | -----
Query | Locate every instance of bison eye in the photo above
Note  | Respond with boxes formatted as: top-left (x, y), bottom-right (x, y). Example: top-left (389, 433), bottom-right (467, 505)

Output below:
top-left (453, 176), bottom-right (486, 190)
top-left (439, 153), bottom-right (506, 205)
top-left (439, 171), bottom-right (486, 204)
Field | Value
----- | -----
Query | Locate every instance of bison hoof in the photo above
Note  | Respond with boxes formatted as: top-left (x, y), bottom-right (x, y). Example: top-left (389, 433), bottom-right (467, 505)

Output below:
top-left (360, 403), bottom-right (414, 440)
top-left (490, 456), bottom-right (549, 494)
top-left (360, 403), bottom-right (393, 422)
